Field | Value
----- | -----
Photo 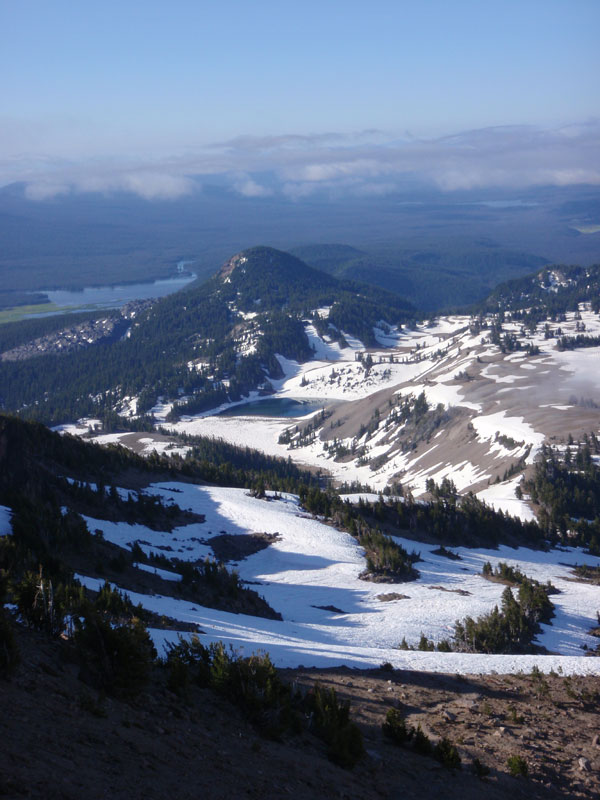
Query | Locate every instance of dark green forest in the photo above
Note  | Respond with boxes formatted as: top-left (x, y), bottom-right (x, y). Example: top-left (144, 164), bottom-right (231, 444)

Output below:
top-left (482, 264), bottom-right (600, 318)
top-left (0, 247), bottom-right (415, 424)
top-left (523, 437), bottom-right (600, 552)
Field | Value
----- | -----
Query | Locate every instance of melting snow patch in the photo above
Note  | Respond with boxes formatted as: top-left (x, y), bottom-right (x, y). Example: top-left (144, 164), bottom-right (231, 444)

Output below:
top-left (472, 411), bottom-right (545, 461)
top-left (477, 477), bottom-right (536, 521)
top-left (133, 562), bottom-right (183, 582)
top-left (149, 400), bottom-right (174, 422)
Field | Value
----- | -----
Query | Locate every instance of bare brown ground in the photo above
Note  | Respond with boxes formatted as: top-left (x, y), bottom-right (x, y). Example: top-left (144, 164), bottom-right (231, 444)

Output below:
top-left (1, 623), bottom-right (598, 800)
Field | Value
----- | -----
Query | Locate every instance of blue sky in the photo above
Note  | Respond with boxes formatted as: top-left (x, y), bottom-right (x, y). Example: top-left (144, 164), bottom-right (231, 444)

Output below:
top-left (1, 0), bottom-right (599, 198)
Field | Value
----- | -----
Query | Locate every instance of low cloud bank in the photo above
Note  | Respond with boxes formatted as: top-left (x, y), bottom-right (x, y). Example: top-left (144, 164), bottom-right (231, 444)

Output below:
top-left (2, 121), bottom-right (598, 201)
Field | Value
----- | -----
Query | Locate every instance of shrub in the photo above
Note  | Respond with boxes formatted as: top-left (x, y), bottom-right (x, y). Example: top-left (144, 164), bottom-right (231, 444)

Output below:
top-left (453, 575), bottom-right (554, 655)
top-left (473, 757), bottom-right (490, 778)
top-left (309, 684), bottom-right (364, 768)
top-left (78, 691), bottom-right (107, 718)
top-left (382, 707), bottom-right (413, 745)
top-left (165, 638), bottom-right (295, 738)
top-left (413, 724), bottom-right (433, 755)
top-left (433, 737), bottom-right (461, 769)
top-left (95, 581), bottom-right (141, 619)
top-left (506, 754), bottom-right (528, 777)
top-left (224, 649), bottom-right (292, 736)
top-left (165, 648), bottom-right (191, 695)
top-left (0, 610), bottom-right (20, 677)
top-left (13, 568), bottom-right (81, 637)
top-left (327, 723), bottom-right (365, 770)
top-left (166, 641), bottom-right (363, 760)
top-left (165, 634), bottom-right (212, 689)
top-left (508, 705), bottom-right (524, 724)
top-left (75, 612), bottom-right (156, 697)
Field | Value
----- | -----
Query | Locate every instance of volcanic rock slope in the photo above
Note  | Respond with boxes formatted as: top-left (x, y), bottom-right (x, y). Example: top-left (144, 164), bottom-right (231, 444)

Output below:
top-left (155, 261), bottom-right (600, 514)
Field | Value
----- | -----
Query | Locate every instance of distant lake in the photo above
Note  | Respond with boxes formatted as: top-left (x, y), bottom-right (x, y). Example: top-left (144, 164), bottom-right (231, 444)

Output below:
top-left (218, 398), bottom-right (326, 418)
top-left (43, 262), bottom-right (196, 310)
top-left (474, 200), bottom-right (539, 209)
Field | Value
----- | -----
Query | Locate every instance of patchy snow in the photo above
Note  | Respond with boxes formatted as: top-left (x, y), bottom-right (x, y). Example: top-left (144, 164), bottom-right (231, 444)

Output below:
top-left (91, 432), bottom-right (133, 446)
top-left (339, 493), bottom-right (384, 505)
top-left (373, 325), bottom-right (402, 347)
top-left (480, 366), bottom-right (530, 384)
top-left (304, 324), bottom-right (349, 361)
top-left (272, 358), bottom-right (421, 402)
top-left (340, 332), bottom-right (366, 350)
top-left (55, 306), bottom-right (600, 520)
top-left (472, 411), bottom-right (545, 463)
top-left (166, 415), bottom-right (290, 461)
top-left (418, 382), bottom-right (482, 412)
top-left (418, 459), bottom-right (489, 494)
top-left (149, 399), bottom-right (174, 422)
top-left (0, 506), bottom-right (12, 536)
top-left (130, 623), bottom-right (600, 675)
top-left (477, 477), bottom-right (536, 521)
top-left (80, 512), bottom-right (214, 563)
top-left (137, 438), bottom-right (191, 458)
top-left (52, 418), bottom-right (102, 436)
top-left (133, 562), bottom-right (183, 582)
top-left (118, 396), bottom-right (138, 418)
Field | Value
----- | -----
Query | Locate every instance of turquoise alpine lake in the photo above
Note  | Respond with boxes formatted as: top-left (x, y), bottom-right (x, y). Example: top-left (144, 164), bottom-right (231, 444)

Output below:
top-left (217, 398), bottom-right (326, 418)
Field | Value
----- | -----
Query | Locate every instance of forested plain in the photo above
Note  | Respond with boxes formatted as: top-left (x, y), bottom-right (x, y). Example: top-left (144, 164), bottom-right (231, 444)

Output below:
top-left (2, 181), bottom-right (599, 309)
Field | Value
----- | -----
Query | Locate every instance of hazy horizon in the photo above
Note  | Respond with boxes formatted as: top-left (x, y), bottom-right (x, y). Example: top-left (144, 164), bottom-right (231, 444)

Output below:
top-left (1, 1), bottom-right (599, 202)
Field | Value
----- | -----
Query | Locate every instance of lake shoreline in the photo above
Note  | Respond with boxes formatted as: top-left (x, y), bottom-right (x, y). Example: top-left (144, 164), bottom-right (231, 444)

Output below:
top-left (0, 261), bottom-right (197, 323)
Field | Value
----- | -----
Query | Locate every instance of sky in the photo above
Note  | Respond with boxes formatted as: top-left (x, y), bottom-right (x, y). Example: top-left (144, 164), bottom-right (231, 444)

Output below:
top-left (1, 0), bottom-right (599, 200)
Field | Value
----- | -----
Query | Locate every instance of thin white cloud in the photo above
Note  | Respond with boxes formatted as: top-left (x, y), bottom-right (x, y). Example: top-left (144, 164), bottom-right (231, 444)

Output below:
top-left (232, 175), bottom-right (273, 197)
top-left (19, 166), bottom-right (195, 201)
top-left (24, 181), bottom-right (71, 201)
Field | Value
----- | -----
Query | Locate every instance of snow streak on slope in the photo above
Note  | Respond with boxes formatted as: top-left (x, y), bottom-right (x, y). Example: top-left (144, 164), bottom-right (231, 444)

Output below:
top-left (476, 477), bottom-right (536, 521)
top-left (472, 411), bottom-right (545, 463)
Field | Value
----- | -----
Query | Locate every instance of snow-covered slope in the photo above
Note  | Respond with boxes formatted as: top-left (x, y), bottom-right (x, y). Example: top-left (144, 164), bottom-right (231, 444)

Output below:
top-left (154, 307), bottom-right (600, 517)
top-left (75, 483), bottom-right (600, 675)
top-left (61, 301), bottom-right (600, 526)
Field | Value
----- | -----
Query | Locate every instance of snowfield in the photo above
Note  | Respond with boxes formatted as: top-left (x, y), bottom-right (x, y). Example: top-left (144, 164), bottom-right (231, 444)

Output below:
top-left (47, 307), bottom-right (600, 675)
top-left (76, 483), bottom-right (600, 675)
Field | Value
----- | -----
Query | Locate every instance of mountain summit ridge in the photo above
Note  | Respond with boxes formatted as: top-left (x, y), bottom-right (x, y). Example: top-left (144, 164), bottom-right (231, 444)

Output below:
top-left (213, 245), bottom-right (344, 311)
